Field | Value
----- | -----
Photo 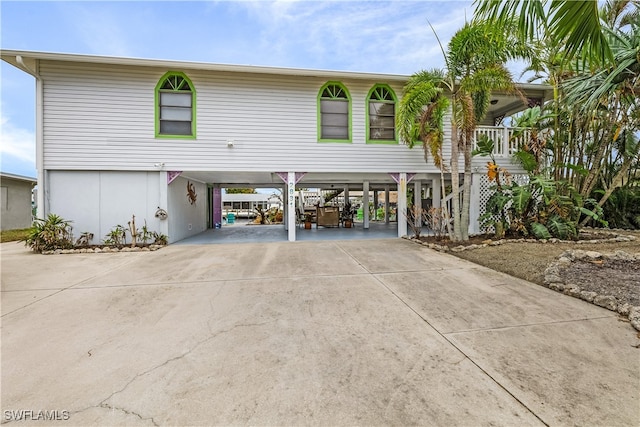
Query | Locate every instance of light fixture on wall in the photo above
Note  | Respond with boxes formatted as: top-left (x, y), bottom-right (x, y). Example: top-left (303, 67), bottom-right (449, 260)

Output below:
top-left (227, 139), bottom-right (235, 148)
top-left (154, 162), bottom-right (165, 168)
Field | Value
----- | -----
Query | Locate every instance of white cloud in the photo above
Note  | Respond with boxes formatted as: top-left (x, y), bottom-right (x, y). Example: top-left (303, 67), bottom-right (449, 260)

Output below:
top-left (0, 114), bottom-right (35, 166)
top-left (226, 0), bottom-right (473, 74)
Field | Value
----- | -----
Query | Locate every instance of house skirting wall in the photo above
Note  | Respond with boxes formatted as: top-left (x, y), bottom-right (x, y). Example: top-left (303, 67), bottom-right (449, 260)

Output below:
top-left (167, 176), bottom-right (207, 243)
top-left (48, 171), bottom-right (163, 245)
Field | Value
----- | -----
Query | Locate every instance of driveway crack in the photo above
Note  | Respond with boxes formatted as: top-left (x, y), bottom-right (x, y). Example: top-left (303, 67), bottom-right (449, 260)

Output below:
top-left (98, 403), bottom-right (159, 426)
top-left (90, 319), bottom-right (277, 417)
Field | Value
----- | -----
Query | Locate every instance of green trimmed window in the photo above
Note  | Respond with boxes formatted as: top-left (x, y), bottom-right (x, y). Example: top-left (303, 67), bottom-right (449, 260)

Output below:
top-left (367, 85), bottom-right (396, 143)
top-left (318, 82), bottom-right (351, 141)
top-left (155, 72), bottom-right (196, 138)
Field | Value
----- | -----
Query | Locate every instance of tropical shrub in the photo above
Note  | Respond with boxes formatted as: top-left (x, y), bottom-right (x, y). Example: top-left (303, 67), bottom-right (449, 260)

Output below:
top-left (597, 187), bottom-right (640, 229)
top-left (103, 225), bottom-right (127, 246)
top-left (480, 174), bottom-right (608, 239)
top-left (152, 232), bottom-right (168, 245)
top-left (24, 214), bottom-right (74, 252)
top-left (23, 212), bottom-right (169, 252)
top-left (475, 130), bottom-right (607, 239)
top-left (138, 220), bottom-right (153, 244)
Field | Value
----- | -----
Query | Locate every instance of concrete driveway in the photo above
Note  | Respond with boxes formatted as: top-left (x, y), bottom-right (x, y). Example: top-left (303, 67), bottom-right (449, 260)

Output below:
top-left (1, 239), bottom-right (638, 426)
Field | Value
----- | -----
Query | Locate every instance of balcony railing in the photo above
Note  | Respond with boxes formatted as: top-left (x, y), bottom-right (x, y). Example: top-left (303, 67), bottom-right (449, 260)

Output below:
top-left (474, 126), bottom-right (529, 156)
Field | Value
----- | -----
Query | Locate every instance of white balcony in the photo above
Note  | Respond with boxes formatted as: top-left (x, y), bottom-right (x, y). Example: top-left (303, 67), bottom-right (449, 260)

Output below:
top-left (474, 126), bottom-right (529, 157)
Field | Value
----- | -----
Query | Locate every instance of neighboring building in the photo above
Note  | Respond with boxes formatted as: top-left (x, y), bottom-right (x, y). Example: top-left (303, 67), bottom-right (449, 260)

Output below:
top-left (1, 50), bottom-right (551, 243)
top-left (0, 172), bottom-right (36, 230)
top-left (222, 192), bottom-right (282, 218)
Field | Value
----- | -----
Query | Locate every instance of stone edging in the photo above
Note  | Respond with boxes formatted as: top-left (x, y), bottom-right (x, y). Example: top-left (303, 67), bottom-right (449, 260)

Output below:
top-left (402, 232), bottom-right (637, 253)
top-left (41, 245), bottom-right (166, 255)
top-left (402, 233), bottom-right (640, 331)
top-left (543, 249), bottom-right (640, 331)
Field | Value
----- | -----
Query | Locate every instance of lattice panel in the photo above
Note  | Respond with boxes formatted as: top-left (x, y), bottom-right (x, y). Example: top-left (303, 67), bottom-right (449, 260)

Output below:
top-left (477, 174), bottom-right (529, 233)
top-left (478, 174), bottom-right (495, 233)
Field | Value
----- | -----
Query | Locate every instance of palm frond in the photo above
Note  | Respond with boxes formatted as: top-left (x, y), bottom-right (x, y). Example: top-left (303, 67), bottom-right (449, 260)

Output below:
top-left (397, 71), bottom-right (445, 146)
top-left (473, 0), bottom-right (548, 42)
top-left (563, 16), bottom-right (639, 110)
top-left (397, 71), bottom-right (450, 170)
top-left (549, 0), bottom-right (613, 64)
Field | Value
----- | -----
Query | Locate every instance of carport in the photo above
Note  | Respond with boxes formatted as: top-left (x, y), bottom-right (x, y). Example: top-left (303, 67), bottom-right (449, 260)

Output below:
top-left (177, 171), bottom-right (443, 243)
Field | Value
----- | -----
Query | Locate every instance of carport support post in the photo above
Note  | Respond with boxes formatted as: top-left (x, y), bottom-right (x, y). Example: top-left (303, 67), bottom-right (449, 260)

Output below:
top-left (158, 171), bottom-right (169, 238)
top-left (373, 190), bottom-right (378, 221)
top-left (431, 177), bottom-right (441, 208)
top-left (213, 184), bottom-right (222, 228)
top-left (283, 194), bottom-right (288, 231)
top-left (287, 172), bottom-right (296, 242)
top-left (363, 181), bottom-right (370, 229)
top-left (414, 180), bottom-right (422, 231)
top-left (384, 185), bottom-right (390, 224)
top-left (397, 173), bottom-right (407, 237)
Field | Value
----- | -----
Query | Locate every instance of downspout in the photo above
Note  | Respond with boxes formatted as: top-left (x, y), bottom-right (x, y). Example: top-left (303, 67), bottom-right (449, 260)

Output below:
top-left (17, 55), bottom-right (45, 218)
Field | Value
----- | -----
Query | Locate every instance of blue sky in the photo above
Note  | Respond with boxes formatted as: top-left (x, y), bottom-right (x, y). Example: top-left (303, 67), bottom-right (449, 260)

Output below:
top-left (1, 0), bottom-right (491, 177)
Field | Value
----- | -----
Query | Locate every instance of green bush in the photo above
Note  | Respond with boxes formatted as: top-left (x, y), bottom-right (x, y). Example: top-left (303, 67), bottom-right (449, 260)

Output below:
top-left (152, 232), bottom-right (168, 245)
top-left (103, 224), bottom-right (127, 246)
top-left (596, 187), bottom-right (640, 229)
top-left (24, 214), bottom-right (74, 253)
top-left (480, 175), bottom-right (606, 240)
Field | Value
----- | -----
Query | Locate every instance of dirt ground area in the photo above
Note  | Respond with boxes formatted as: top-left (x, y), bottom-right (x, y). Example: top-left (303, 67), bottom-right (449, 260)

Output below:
top-left (420, 229), bottom-right (640, 311)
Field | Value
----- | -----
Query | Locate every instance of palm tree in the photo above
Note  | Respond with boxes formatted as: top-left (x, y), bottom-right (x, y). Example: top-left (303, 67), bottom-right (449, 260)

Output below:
top-left (473, 0), bottom-right (612, 65)
top-left (398, 21), bottom-right (517, 241)
top-left (397, 69), bottom-right (452, 236)
top-left (563, 3), bottom-right (640, 221)
top-left (480, 0), bottom-right (639, 228)
top-left (564, 4), bottom-right (639, 110)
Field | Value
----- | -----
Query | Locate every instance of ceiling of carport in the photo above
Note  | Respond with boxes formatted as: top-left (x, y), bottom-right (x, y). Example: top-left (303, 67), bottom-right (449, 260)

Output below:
top-left (179, 171), bottom-right (440, 192)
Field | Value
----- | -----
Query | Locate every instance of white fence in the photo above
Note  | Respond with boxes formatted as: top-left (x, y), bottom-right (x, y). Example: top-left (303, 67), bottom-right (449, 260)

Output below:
top-left (474, 126), bottom-right (530, 156)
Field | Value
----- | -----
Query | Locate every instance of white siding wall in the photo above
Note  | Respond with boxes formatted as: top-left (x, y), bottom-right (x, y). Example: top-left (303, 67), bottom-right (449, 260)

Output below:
top-left (167, 176), bottom-right (207, 243)
top-left (40, 60), bottom-right (451, 174)
top-left (48, 171), bottom-right (162, 244)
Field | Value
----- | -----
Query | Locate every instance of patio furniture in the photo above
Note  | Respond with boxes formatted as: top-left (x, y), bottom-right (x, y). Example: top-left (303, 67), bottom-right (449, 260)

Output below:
top-left (316, 206), bottom-right (340, 227)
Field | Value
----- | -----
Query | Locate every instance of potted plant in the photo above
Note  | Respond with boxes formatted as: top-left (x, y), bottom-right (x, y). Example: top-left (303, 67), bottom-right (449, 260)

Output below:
top-left (304, 212), bottom-right (313, 229)
top-left (342, 202), bottom-right (354, 228)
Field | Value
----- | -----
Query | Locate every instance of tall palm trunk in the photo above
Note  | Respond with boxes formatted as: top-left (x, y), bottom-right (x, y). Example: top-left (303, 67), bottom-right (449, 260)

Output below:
top-left (461, 129), bottom-right (474, 240)
top-left (450, 122), bottom-right (462, 241)
top-left (552, 83), bottom-right (562, 182)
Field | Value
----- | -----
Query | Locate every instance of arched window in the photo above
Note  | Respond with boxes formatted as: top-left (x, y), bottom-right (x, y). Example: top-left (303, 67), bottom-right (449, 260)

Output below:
top-left (367, 85), bottom-right (397, 143)
top-left (155, 72), bottom-right (196, 138)
top-left (318, 82), bottom-right (351, 142)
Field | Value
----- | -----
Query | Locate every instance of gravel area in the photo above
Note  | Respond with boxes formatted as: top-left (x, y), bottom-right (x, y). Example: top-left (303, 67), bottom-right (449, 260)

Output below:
top-left (412, 229), bottom-right (640, 331)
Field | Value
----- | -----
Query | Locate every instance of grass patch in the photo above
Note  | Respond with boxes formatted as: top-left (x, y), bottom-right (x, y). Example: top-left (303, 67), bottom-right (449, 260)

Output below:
top-left (0, 228), bottom-right (30, 243)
